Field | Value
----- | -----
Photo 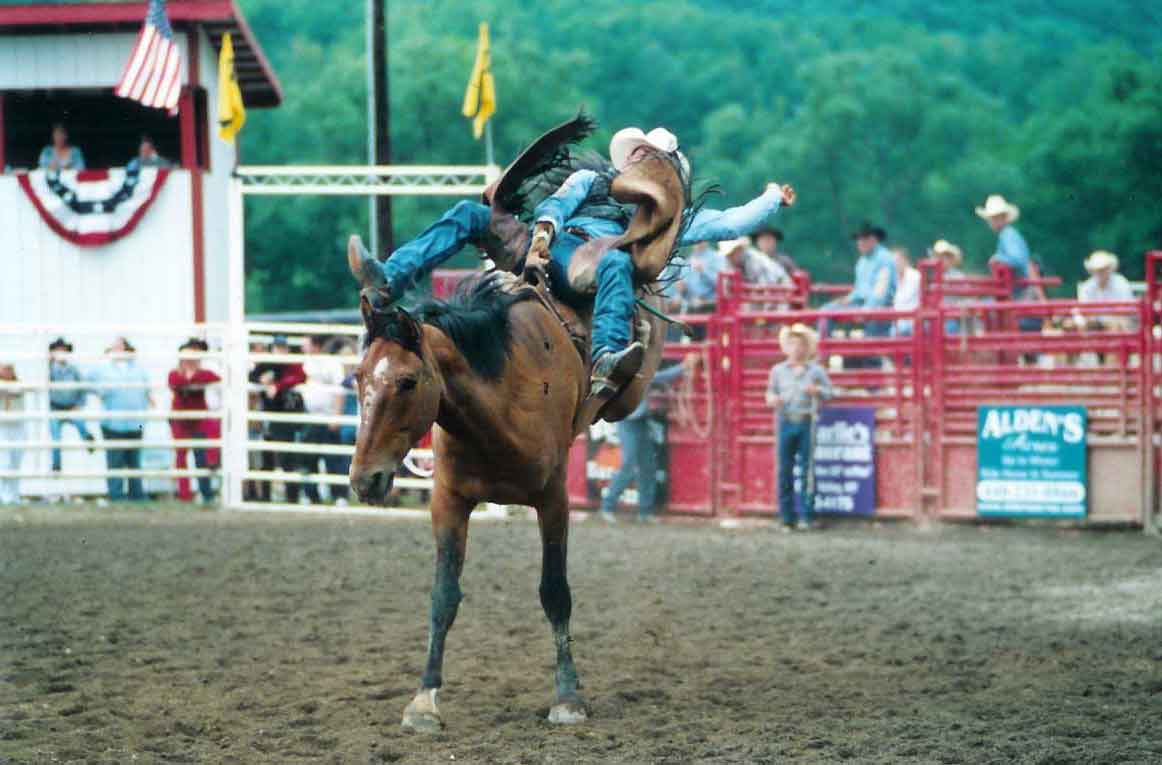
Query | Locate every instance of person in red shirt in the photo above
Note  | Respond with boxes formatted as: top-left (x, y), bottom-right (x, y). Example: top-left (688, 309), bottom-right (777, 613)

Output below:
top-left (248, 334), bottom-right (310, 503)
top-left (169, 338), bottom-right (221, 503)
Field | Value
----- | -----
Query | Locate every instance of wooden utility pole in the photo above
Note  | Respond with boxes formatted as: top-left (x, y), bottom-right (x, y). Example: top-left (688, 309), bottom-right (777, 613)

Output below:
top-left (367, 0), bottom-right (392, 255)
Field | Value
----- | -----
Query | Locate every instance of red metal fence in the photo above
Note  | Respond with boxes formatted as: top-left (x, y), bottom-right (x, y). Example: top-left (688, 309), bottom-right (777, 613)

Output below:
top-left (437, 259), bottom-right (1162, 528)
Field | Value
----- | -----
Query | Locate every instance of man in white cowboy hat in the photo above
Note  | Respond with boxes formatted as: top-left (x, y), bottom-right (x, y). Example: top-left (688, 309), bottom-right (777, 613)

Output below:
top-left (529, 125), bottom-right (795, 386)
top-left (765, 323), bottom-right (833, 531)
top-left (352, 123), bottom-right (795, 390)
top-left (718, 236), bottom-right (790, 286)
top-left (1076, 250), bottom-right (1135, 332)
top-left (976, 194), bottom-right (1031, 289)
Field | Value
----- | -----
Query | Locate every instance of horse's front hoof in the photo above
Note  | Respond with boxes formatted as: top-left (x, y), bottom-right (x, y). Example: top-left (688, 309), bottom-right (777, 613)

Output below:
top-left (401, 688), bottom-right (444, 733)
top-left (547, 701), bottom-right (588, 725)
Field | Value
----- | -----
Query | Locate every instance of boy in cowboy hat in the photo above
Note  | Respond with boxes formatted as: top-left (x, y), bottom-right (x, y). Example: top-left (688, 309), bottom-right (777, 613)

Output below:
top-left (352, 123), bottom-right (795, 391)
top-left (46, 337), bottom-right (95, 473)
top-left (765, 323), bottom-right (833, 531)
top-left (932, 239), bottom-right (967, 334)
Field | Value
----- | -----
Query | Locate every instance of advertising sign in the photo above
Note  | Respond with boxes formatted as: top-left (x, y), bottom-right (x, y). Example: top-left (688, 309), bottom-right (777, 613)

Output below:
top-left (795, 406), bottom-right (877, 516)
top-left (976, 405), bottom-right (1088, 517)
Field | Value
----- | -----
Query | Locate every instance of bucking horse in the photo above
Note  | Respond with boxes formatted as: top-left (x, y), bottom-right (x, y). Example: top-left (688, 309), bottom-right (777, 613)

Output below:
top-left (345, 115), bottom-right (689, 731)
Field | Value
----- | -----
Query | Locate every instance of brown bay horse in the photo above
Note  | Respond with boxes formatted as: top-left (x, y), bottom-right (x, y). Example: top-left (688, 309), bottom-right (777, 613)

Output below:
top-left (346, 245), bottom-right (664, 731)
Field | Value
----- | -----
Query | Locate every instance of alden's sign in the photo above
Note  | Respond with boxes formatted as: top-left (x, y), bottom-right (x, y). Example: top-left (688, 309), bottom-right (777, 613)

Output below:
top-left (976, 405), bottom-right (1087, 518)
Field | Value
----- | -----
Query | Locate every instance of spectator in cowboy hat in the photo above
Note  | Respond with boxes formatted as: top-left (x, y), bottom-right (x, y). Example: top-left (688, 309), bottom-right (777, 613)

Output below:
top-left (37, 123), bottom-right (86, 171)
top-left (753, 224), bottom-right (797, 275)
top-left (47, 337), bottom-right (95, 473)
top-left (765, 323), bottom-right (833, 531)
top-left (670, 241), bottom-right (725, 312)
top-left (168, 338), bottom-right (221, 504)
top-left (826, 222), bottom-right (896, 367)
top-left (1075, 250), bottom-right (1135, 332)
top-left (720, 236), bottom-right (790, 286)
top-left (976, 194), bottom-right (1032, 291)
top-left (88, 337), bottom-right (152, 502)
top-left (932, 239), bottom-right (968, 334)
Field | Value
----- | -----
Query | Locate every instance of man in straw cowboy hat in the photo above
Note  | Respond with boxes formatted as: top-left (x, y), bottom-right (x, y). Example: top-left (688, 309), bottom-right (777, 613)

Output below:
top-left (350, 122), bottom-right (794, 392)
top-left (932, 239), bottom-right (968, 334)
top-left (976, 194), bottom-right (1032, 290)
top-left (765, 323), bottom-right (834, 531)
top-left (1076, 250), bottom-right (1135, 332)
top-left (718, 235), bottom-right (790, 286)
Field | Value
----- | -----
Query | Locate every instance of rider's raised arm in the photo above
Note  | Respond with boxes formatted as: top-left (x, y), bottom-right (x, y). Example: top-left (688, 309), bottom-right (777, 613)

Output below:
top-left (533, 169), bottom-right (598, 236)
top-left (681, 184), bottom-right (783, 244)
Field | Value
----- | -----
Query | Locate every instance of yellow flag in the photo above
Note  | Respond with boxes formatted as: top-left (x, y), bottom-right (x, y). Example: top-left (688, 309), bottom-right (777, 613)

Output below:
top-left (217, 32), bottom-right (247, 143)
top-left (461, 23), bottom-right (496, 139)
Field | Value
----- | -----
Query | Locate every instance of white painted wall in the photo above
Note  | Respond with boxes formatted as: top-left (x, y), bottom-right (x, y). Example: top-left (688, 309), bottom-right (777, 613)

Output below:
top-left (0, 33), bottom-right (190, 90)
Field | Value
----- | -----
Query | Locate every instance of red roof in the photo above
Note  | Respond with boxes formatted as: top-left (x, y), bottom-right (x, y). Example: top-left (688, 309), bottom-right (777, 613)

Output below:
top-left (0, 1), bottom-right (282, 107)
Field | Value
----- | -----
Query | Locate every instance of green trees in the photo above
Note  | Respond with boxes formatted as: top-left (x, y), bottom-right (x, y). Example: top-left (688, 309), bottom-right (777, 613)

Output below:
top-left (236, 0), bottom-right (1160, 311)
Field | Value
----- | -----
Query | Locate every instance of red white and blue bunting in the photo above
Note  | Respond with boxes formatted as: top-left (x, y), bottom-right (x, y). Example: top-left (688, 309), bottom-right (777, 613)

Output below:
top-left (17, 166), bottom-right (170, 247)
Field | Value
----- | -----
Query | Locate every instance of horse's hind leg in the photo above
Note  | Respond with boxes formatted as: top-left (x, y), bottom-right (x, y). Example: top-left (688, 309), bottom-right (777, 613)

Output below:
top-left (401, 484), bottom-right (472, 733)
top-left (537, 476), bottom-right (588, 724)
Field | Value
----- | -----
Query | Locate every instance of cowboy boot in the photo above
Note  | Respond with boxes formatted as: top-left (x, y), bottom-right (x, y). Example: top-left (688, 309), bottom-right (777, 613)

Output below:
top-left (589, 342), bottom-right (645, 396)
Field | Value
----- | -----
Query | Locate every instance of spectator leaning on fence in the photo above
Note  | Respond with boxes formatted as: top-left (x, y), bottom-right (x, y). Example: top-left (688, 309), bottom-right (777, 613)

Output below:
top-left (766, 324), bottom-right (834, 532)
top-left (38, 123), bottom-right (85, 171)
top-left (753, 224), bottom-right (797, 275)
top-left (720, 236), bottom-right (791, 286)
top-left (47, 337), bottom-right (95, 471)
top-left (250, 334), bottom-right (310, 504)
top-left (89, 337), bottom-right (152, 503)
top-left (932, 240), bottom-right (967, 335)
top-left (301, 335), bottom-right (348, 504)
top-left (892, 247), bottom-right (921, 336)
top-left (599, 354), bottom-right (698, 525)
top-left (168, 338), bottom-right (221, 504)
top-left (1076, 250), bottom-right (1135, 332)
top-left (0, 363), bottom-right (25, 505)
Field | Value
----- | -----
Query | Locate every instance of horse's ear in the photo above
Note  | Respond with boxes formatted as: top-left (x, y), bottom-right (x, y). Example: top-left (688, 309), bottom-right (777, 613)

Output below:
top-left (394, 307), bottom-right (423, 356)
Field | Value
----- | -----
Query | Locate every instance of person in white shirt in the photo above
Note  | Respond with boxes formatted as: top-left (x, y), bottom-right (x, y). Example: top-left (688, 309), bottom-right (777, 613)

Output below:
top-left (1075, 250), bottom-right (1136, 331)
top-left (301, 335), bottom-right (348, 504)
top-left (892, 247), bottom-right (922, 336)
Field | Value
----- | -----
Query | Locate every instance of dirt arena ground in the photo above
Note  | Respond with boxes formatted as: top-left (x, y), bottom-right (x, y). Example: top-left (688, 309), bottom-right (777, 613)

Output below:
top-left (2, 506), bottom-right (1160, 764)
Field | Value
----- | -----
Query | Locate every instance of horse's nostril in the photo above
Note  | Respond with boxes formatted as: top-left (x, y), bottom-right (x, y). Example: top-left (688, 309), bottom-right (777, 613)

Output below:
top-left (352, 469), bottom-right (392, 502)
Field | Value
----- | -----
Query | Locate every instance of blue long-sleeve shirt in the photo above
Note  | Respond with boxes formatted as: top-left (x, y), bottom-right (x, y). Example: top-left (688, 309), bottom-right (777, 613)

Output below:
top-left (87, 361), bottom-right (151, 433)
top-left (850, 244), bottom-right (897, 308)
top-left (534, 169), bottom-right (782, 245)
top-left (681, 249), bottom-right (727, 302)
top-left (991, 225), bottom-right (1030, 279)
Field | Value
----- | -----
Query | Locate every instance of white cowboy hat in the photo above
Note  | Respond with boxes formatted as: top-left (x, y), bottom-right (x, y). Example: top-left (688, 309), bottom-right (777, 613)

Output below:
top-left (1084, 250), bottom-right (1118, 273)
top-left (932, 239), bottom-right (963, 267)
top-left (716, 236), bottom-right (751, 257)
top-left (975, 194), bottom-right (1020, 223)
top-left (609, 126), bottom-right (680, 171)
top-left (778, 323), bottom-right (819, 356)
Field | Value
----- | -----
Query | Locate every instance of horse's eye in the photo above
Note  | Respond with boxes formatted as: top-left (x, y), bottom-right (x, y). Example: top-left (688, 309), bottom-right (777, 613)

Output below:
top-left (397, 377), bottom-right (417, 392)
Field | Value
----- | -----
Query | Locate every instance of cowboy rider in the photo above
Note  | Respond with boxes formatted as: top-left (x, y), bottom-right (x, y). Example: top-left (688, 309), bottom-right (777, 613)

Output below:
top-left (355, 125), bottom-right (795, 388)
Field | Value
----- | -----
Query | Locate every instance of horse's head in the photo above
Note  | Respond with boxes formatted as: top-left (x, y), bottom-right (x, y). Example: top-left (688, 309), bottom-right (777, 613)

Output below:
top-left (347, 236), bottom-right (441, 505)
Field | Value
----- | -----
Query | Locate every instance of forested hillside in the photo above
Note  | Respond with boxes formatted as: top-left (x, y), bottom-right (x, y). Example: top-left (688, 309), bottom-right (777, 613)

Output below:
top-left (237, 0), bottom-right (1161, 311)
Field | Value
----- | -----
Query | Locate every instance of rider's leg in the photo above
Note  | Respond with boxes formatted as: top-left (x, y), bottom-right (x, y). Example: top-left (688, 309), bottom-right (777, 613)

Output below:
top-left (380, 201), bottom-right (492, 295)
top-left (591, 249), bottom-right (635, 360)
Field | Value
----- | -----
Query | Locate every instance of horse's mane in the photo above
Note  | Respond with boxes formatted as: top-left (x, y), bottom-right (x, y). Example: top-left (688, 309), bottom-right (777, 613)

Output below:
top-left (366, 272), bottom-right (538, 380)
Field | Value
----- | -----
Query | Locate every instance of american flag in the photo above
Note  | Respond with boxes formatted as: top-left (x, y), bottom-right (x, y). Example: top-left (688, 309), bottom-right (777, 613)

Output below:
top-left (114, 0), bottom-right (183, 113)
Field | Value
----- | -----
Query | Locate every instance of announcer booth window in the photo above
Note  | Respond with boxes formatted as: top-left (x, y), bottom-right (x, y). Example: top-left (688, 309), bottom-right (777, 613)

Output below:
top-left (2, 89), bottom-right (194, 171)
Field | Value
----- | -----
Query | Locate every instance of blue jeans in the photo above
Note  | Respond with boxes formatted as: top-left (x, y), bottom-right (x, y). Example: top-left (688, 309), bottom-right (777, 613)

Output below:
top-left (600, 418), bottom-right (659, 518)
top-left (777, 416), bottom-right (814, 526)
top-left (102, 427), bottom-right (144, 501)
top-left (381, 201), bottom-right (636, 358)
top-left (49, 413), bottom-right (93, 471)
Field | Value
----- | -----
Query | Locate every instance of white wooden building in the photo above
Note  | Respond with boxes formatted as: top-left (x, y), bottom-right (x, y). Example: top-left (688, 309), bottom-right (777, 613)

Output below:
top-left (0, 0), bottom-right (282, 495)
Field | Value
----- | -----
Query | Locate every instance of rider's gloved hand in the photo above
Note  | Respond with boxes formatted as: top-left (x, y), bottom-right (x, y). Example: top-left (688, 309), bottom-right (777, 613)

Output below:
top-left (523, 223), bottom-right (554, 287)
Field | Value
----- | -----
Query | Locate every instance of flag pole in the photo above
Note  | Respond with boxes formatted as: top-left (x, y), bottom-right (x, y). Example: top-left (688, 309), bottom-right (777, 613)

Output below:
top-left (484, 120), bottom-right (495, 167)
top-left (365, 0), bottom-right (377, 256)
